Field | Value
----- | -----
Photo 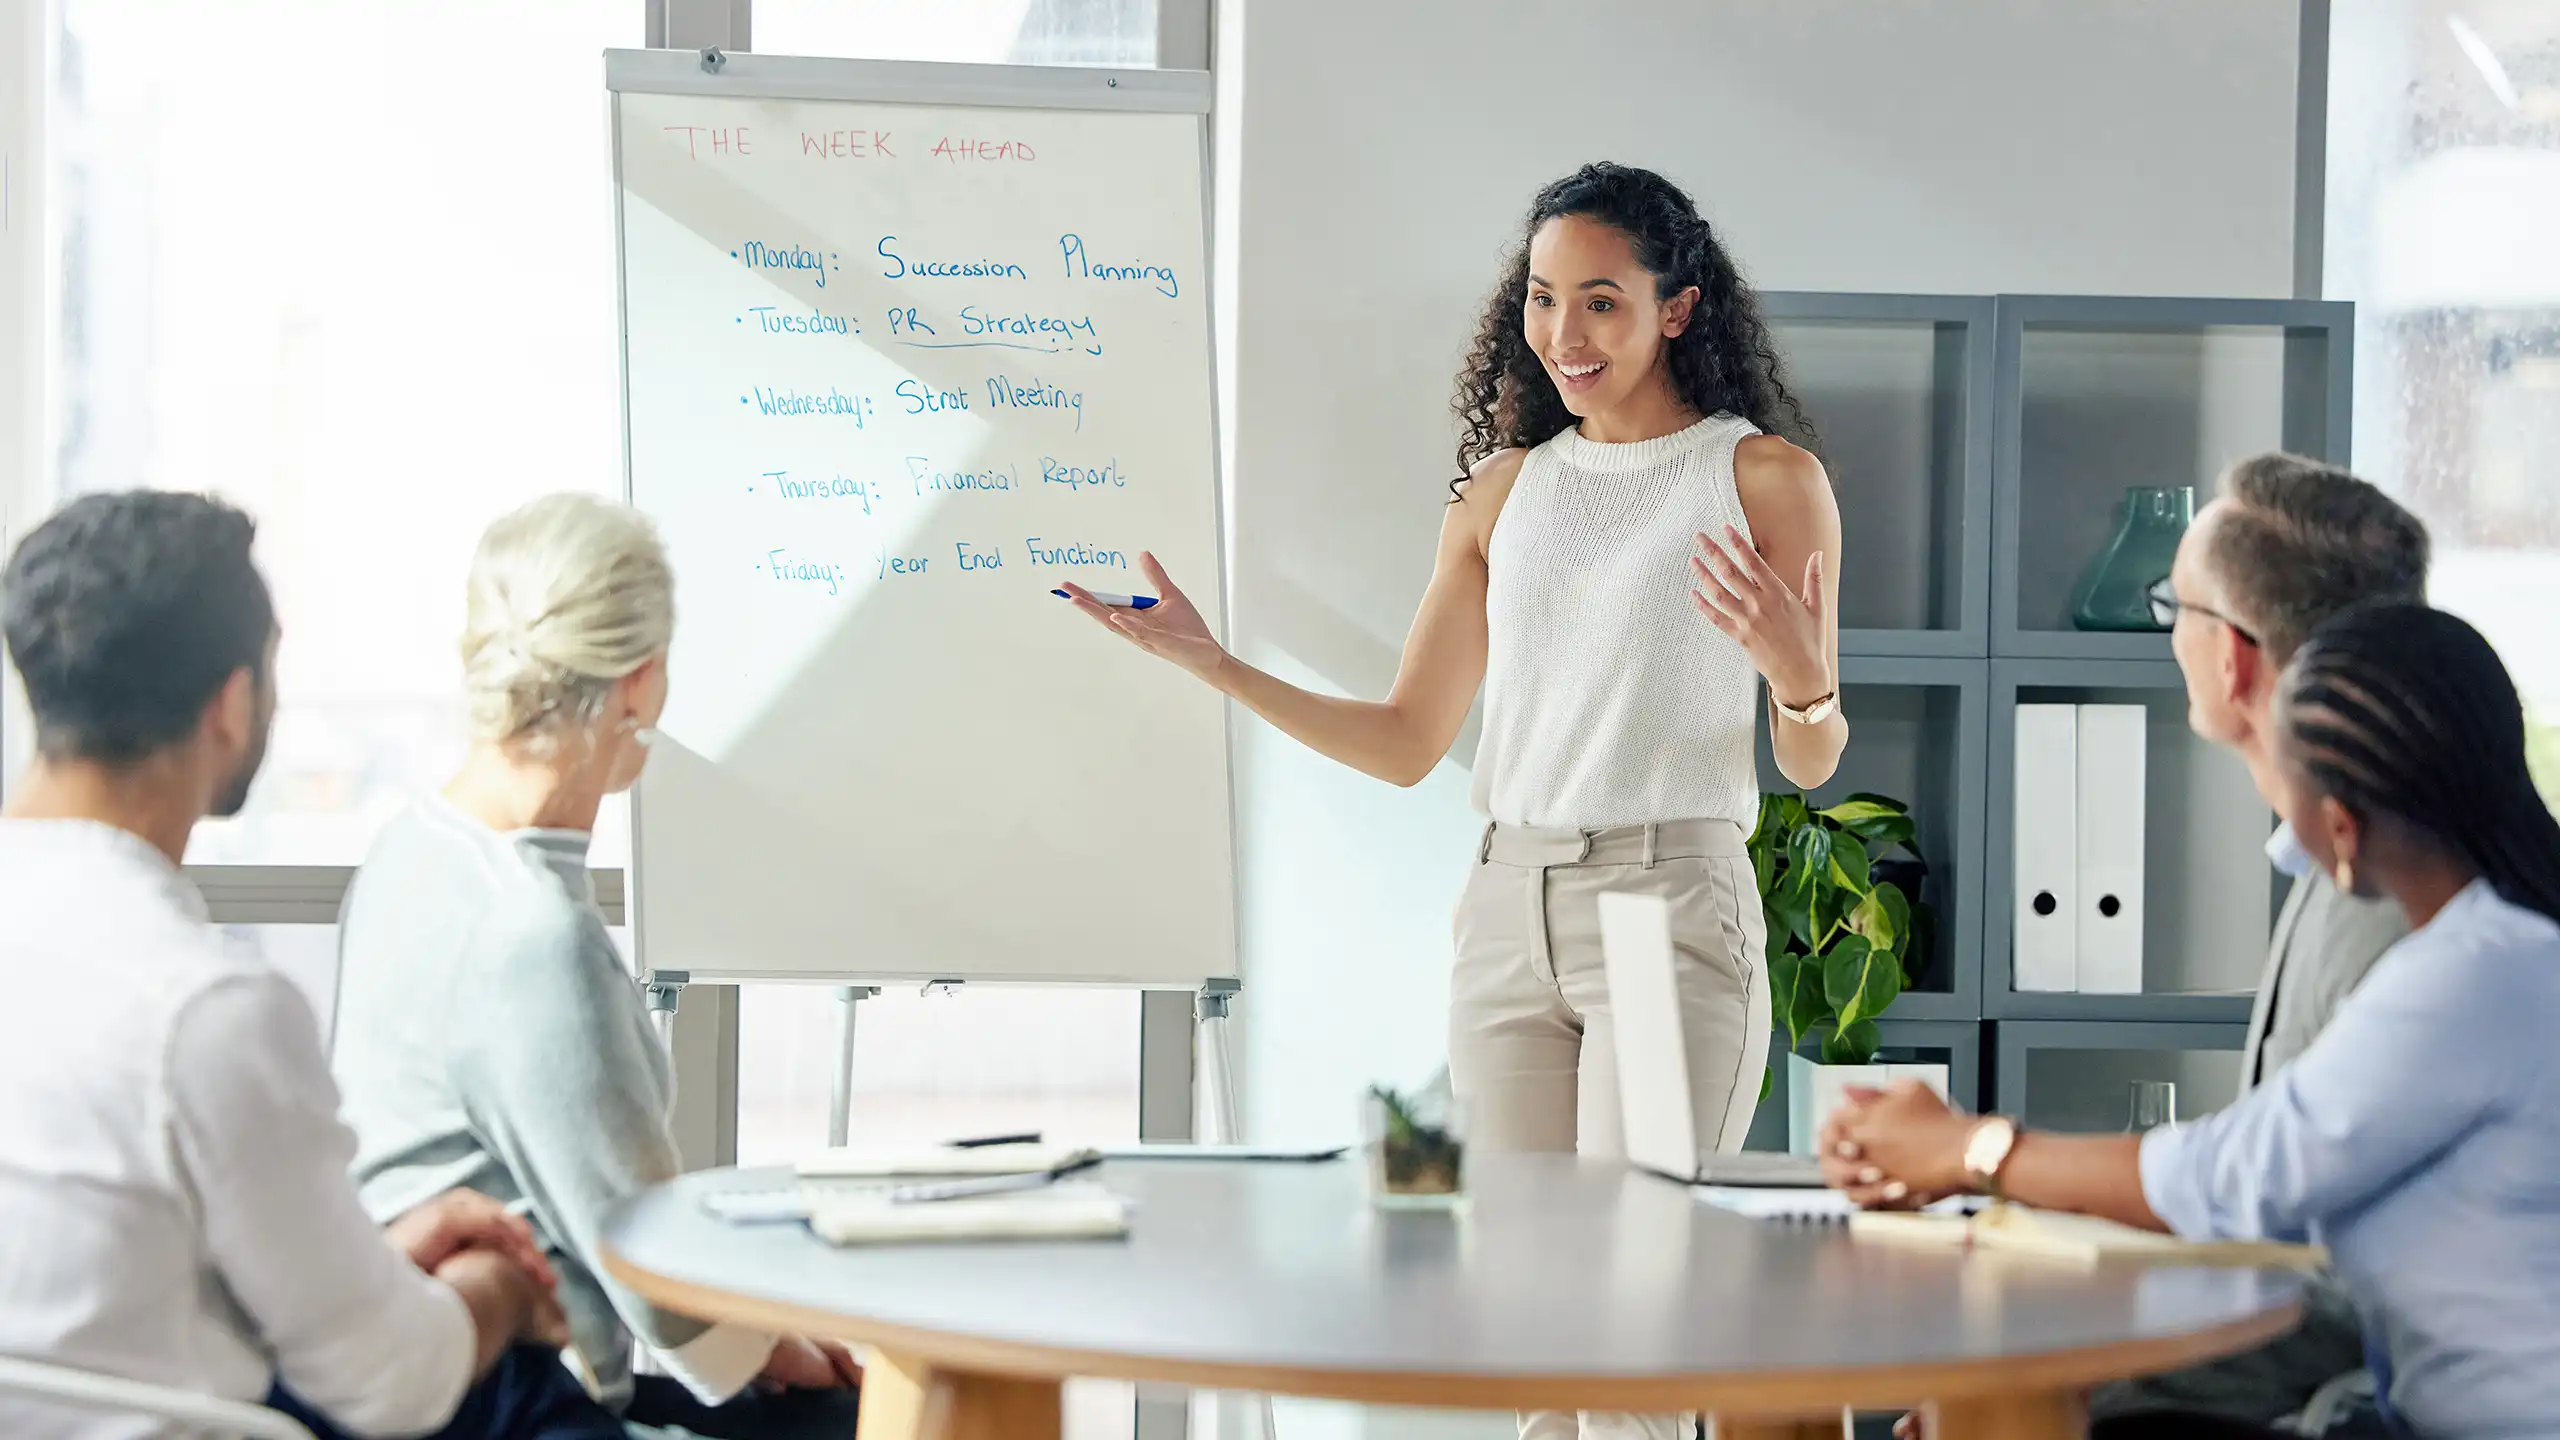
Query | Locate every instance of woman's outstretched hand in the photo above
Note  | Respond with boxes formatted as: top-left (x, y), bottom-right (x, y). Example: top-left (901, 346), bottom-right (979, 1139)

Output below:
top-left (1059, 551), bottom-right (1228, 681)
top-left (1691, 524), bottom-right (1831, 706)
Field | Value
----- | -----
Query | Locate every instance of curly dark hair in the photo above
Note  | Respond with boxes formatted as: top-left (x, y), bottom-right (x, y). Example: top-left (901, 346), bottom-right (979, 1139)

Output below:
top-left (1450, 162), bottom-right (1814, 498)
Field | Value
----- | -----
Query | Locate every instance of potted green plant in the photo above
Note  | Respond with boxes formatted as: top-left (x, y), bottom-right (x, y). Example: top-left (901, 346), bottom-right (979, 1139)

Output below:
top-left (1749, 791), bottom-right (1948, 1153)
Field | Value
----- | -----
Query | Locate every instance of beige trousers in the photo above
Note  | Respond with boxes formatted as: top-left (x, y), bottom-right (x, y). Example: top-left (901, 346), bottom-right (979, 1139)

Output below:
top-left (1449, 819), bottom-right (1771, 1440)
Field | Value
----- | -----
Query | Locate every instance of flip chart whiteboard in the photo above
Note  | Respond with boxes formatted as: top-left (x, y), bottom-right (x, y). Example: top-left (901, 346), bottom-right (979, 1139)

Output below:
top-left (608, 51), bottom-right (1233, 985)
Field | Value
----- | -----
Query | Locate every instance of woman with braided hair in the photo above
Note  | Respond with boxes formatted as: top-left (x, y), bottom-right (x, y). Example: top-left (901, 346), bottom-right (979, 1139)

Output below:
top-left (1823, 602), bottom-right (2560, 1440)
top-left (1065, 162), bottom-right (1843, 1440)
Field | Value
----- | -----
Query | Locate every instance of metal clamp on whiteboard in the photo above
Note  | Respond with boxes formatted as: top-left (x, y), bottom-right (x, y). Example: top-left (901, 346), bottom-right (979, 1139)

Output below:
top-left (699, 47), bottom-right (727, 74)
top-left (922, 979), bottom-right (965, 998)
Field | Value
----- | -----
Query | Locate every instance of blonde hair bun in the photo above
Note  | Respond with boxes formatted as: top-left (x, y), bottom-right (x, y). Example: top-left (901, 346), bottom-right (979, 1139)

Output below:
top-left (460, 493), bottom-right (674, 754)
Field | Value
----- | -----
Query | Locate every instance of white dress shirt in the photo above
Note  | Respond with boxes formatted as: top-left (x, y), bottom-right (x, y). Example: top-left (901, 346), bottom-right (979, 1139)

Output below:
top-left (0, 820), bottom-right (474, 1438)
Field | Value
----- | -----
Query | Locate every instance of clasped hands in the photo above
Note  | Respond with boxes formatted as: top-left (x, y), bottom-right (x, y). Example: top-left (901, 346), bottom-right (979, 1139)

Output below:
top-left (385, 1189), bottom-right (860, 1391)
top-left (1814, 1079), bottom-right (1981, 1210)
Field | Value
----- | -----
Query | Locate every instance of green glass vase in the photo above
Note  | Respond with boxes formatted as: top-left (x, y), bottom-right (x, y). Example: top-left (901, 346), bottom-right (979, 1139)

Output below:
top-left (2070, 485), bottom-right (2194, 632)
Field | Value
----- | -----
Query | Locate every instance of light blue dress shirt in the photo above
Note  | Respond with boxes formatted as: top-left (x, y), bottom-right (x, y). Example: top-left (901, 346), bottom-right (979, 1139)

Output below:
top-left (2141, 879), bottom-right (2560, 1439)
top-left (2267, 821), bottom-right (2311, 877)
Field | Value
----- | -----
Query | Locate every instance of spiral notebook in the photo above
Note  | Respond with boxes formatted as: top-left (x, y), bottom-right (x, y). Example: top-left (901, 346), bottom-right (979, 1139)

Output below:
top-left (1850, 1203), bottom-right (2327, 1268)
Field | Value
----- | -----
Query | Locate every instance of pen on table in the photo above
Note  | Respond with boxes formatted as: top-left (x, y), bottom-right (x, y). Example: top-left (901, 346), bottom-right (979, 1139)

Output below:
top-left (890, 1153), bottom-right (1104, 1205)
top-left (948, 1132), bottom-right (1043, 1149)
top-left (1053, 589), bottom-right (1159, 610)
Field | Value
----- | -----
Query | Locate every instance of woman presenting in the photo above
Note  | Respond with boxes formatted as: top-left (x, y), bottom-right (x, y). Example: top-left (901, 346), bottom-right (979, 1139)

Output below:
top-left (1065, 161), bottom-right (1842, 1179)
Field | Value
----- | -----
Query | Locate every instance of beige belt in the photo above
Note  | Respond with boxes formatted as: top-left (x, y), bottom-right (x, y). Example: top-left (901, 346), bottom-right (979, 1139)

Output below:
top-left (1477, 817), bottom-right (1747, 869)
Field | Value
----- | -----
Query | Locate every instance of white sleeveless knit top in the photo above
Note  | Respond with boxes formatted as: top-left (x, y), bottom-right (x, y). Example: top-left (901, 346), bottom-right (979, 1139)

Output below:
top-left (1472, 411), bottom-right (1763, 830)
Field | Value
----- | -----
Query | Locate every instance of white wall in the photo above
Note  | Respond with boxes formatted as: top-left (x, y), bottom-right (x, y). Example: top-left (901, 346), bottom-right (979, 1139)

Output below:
top-left (1214, 0), bottom-right (2305, 1148)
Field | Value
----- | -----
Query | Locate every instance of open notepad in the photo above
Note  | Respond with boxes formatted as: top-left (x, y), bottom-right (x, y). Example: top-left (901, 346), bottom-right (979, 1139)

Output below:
top-left (697, 1142), bottom-right (1133, 1243)
top-left (1849, 1204), bottom-right (2328, 1269)
top-left (804, 1181), bottom-right (1132, 1246)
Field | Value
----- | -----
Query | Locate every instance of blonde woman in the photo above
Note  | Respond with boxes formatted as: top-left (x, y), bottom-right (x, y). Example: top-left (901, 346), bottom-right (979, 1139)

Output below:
top-left (331, 494), bottom-right (861, 1440)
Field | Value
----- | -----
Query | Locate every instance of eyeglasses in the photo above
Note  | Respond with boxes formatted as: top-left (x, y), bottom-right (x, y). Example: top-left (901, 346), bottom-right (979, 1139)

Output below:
top-left (2146, 577), bottom-right (2259, 648)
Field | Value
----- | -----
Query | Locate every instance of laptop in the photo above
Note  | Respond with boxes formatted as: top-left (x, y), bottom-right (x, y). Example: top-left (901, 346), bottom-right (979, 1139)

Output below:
top-left (1596, 890), bottom-right (1816, 1189)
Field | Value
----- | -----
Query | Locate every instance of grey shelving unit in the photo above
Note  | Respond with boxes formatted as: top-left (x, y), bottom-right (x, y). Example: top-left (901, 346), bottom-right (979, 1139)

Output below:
top-left (1764, 653), bottom-right (1987, 1021)
top-left (1756, 294), bottom-right (1994, 1026)
top-left (1763, 291), bottom-right (1994, 659)
top-left (1754, 292), bottom-right (2349, 1127)
top-left (1994, 1020), bottom-right (2248, 1126)
top-left (1992, 295), bottom-right (2353, 660)
top-left (1983, 656), bottom-right (2277, 1023)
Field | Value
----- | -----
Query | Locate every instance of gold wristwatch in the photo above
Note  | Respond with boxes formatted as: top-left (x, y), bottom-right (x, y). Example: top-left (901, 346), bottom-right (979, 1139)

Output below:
top-left (1963, 1115), bottom-right (2020, 1202)
top-left (1773, 690), bottom-right (1840, 725)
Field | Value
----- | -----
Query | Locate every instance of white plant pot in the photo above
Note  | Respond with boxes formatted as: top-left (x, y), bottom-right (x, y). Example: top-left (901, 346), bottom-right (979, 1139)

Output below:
top-left (1787, 1051), bottom-right (1949, 1156)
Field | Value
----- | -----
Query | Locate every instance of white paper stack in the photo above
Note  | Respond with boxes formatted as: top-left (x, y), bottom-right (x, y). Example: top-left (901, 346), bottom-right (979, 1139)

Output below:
top-left (806, 1181), bottom-right (1133, 1246)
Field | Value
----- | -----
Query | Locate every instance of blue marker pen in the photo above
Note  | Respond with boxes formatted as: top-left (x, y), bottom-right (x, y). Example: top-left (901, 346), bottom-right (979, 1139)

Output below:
top-left (1053, 588), bottom-right (1160, 610)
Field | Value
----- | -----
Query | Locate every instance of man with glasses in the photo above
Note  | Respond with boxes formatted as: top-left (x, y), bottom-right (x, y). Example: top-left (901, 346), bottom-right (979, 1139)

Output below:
top-left (2091, 451), bottom-right (2431, 1427)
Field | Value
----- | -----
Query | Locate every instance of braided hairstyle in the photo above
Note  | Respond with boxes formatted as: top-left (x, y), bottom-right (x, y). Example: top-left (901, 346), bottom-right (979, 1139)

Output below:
top-left (1449, 163), bottom-right (1815, 497)
top-left (2279, 602), bottom-right (2560, 926)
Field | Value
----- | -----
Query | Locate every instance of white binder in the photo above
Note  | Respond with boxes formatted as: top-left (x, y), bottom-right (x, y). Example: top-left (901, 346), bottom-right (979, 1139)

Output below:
top-left (2013, 704), bottom-right (2079, 992)
top-left (2075, 704), bottom-right (2148, 994)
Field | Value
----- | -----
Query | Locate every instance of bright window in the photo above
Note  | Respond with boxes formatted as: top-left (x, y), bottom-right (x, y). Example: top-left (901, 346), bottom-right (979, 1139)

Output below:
top-left (753, 0), bottom-right (1159, 66)
top-left (2328, 0), bottom-right (2560, 809)
top-left (40, 0), bottom-right (640, 865)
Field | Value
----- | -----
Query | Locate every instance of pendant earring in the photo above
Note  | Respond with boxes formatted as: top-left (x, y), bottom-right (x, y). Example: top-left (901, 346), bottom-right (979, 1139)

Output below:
top-left (2334, 857), bottom-right (2356, 894)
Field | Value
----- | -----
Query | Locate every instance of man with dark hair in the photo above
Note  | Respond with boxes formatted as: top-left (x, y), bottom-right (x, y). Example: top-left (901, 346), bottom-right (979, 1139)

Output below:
top-left (2092, 451), bottom-right (2431, 1426)
top-left (0, 492), bottom-right (584, 1439)
top-left (3, 490), bottom-right (278, 806)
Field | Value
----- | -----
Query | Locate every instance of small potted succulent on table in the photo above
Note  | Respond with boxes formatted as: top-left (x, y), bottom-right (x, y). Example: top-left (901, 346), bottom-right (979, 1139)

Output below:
top-left (1362, 1083), bottom-right (1467, 1211)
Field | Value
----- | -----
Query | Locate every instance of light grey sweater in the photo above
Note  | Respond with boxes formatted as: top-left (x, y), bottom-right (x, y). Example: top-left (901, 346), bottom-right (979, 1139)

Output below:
top-left (330, 797), bottom-right (772, 1407)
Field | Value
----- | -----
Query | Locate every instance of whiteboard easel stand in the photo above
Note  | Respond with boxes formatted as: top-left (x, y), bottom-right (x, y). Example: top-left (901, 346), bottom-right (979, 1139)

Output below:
top-left (1194, 979), bottom-right (1242, 1145)
top-left (826, 986), bottom-right (883, 1147)
top-left (650, 974), bottom-right (1250, 1151)
top-left (643, 973), bottom-right (1245, 1146)
top-left (1191, 978), bottom-right (1274, 1440)
top-left (645, 971), bottom-right (685, 1049)
top-left (828, 980), bottom-right (1240, 1153)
